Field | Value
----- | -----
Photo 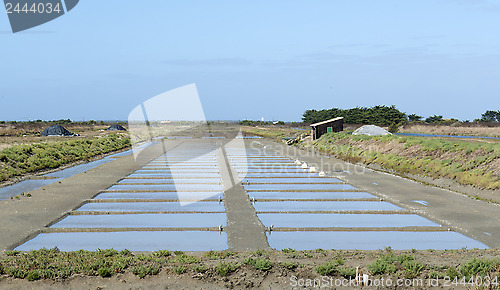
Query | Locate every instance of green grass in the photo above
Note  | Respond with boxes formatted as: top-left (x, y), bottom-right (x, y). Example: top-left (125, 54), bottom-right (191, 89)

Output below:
top-left (171, 254), bottom-right (200, 264)
top-left (338, 266), bottom-right (357, 278)
top-left (215, 262), bottom-right (239, 276)
top-left (0, 134), bottom-right (130, 182)
top-left (367, 252), bottom-right (399, 275)
top-left (173, 265), bottom-right (187, 274)
top-left (243, 257), bottom-right (273, 271)
top-left (309, 132), bottom-right (500, 190)
top-left (203, 250), bottom-right (234, 260)
top-left (1, 249), bottom-right (499, 282)
top-left (280, 261), bottom-right (300, 270)
top-left (315, 258), bottom-right (345, 276)
top-left (402, 260), bottom-right (424, 278)
top-left (459, 257), bottom-right (500, 278)
top-left (130, 265), bottom-right (160, 278)
top-left (192, 264), bottom-right (207, 273)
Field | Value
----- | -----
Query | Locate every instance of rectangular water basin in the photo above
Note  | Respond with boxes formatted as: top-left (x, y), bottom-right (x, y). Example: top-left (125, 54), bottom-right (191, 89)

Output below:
top-left (266, 231), bottom-right (487, 250)
top-left (145, 165), bottom-right (218, 168)
top-left (129, 173), bottom-right (221, 178)
top-left (232, 164), bottom-right (296, 168)
top-left (16, 231), bottom-right (228, 251)
top-left (242, 173), bottom-right (321, 178)
top-left (254, 201), bottom-right (402, 212)
top-left (77, 201), bottom-right (225, 212)
top-left (119, 178), bottom-right (221, 184)
top-left (245, 184), bottom-right (356, 191)
top-left (248, 191), bottom-right (375, 200)
top-left (107, 184), bottom-right (222, 191)
top-left (140, 168), bottom-right (220, 172)
top-left (258, 213), bottom-right (439, 228)
top-left (231, 159), bottom-right (291, 163)
top-left (243, 178), bottom-right (343, 184)
top-left (52, 213), bottom-right (227, 228)
top-left (240, 169), bottom-right (310, 173)
top-left (96, 192), bottom-right (223, 200)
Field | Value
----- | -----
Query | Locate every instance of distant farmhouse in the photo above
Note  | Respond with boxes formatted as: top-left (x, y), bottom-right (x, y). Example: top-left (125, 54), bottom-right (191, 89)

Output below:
top-left (310, 117), bottom-right (344, 140)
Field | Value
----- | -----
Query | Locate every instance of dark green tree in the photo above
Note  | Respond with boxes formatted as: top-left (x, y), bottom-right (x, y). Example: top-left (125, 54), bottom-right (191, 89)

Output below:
top-left (425, 115), bottom-right (443, 123)
top-left (408, 114), bottom-right (423, 122)
top-left (480, 110), bottom-right (500, 122)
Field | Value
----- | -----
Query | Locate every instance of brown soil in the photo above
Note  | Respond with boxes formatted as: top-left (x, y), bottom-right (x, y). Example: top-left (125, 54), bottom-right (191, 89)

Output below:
top-left (1, 249), bottom-right (499, 289)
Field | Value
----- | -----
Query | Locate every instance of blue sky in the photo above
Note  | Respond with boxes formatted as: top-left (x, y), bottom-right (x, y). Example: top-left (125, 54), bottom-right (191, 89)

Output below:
top-left (1, 0), bottom-right (499, 122)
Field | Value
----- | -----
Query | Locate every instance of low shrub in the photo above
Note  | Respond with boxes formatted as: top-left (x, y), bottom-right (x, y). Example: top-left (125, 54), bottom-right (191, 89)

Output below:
top-left (315, 259), bottom-right (344, 276)
top-left (192, 264), bottom-right (207, 273)
top-left (97, 266), bottom-right (111, 277)
top-left (173, 265), bottom-right (186, 274)
top-left (459, 258), bottom-right (500, 278)
top-left (368, 253), bottom-right (397, 275)
top-left (130, 265), bottom-right (160, 278)
top-left (280, 261), bottom-right (300, 270)
top-left (216, 262), bottom-right (238, 276)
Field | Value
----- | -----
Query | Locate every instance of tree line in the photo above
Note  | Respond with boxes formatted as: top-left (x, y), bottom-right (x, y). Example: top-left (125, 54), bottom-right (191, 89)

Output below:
top-left (302, 106), bottom-right (500, 125)
top-left (302, 106), bottom-right (406, 126)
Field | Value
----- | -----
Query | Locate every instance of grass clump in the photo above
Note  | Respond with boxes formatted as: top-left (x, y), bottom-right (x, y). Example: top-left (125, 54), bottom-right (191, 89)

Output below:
top-left (338, 266), bottom-right (357, 278)
top-left (119, 249), bottom-right (132, 256)
top-left (459, 257), bottom-right (500, 278)
top-left (315, 259), bottom-right (345, 276)
top-left (203, 250), bottom-right (234, 260)
top-left (26, 270), bottom-right (41, 281)
top-left (172, 254), bottom-right (200, 265)
top-left (97, 266), bottom-right (111, 277)
top-left (281, 248), bottom-right (306, 259)
top-left (153, 250), bottom-right (171, 257)
top-left (368, 252), bottom-right (398, 275)
top-left (173, 265), bottom-right (187, 274)
top-left (280, 261), bottom-right (300, 270)
top-left (215, 262), bottom-right (239, 276)
top-left (4, 250), bottom-right (20, 256)
top-left (402, 260), bottom-right (424, 278)
top-left (429, 271), bottom-right (446, 279)
top-left (243, 257), bottom-right (272, 271)
top-left (446, 266), bottom-right (459, 279)
top-left (192, 264), bottom-right (207, 273)
top-left (130, 265), bottom-right (160, 278)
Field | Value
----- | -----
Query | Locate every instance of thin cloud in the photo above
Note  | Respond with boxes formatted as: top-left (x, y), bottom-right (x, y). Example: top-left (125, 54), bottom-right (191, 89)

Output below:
top-left (163, 58), bottom-right (252, 66)
top-left (296, 51), bottom-right (360, 61)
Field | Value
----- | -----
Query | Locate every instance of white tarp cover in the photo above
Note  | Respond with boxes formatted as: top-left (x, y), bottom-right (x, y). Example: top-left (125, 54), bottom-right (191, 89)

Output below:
top-left (352, 125), bottom-right (391, 136)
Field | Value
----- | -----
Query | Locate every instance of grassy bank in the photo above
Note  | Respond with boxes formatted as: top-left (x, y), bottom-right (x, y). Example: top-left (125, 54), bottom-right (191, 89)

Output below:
top-left (400, 124), bottom-right (500, 138)
top-left (243, 126), bottom-right (500, 190)
top-left (309, 132), bottom-right (500, 190)
top-left (0, 248), bottom-right (498, 283)
top-left (0, 134), bottom-right (130, 182)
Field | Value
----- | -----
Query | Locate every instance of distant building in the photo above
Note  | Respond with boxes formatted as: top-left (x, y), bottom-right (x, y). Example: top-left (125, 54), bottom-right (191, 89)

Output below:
top-left (310, 117), bottom-right (344, 140)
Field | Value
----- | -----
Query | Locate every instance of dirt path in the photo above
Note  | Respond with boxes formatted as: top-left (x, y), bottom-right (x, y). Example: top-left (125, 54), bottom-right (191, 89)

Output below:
top-left (216, 145), bottom-right (270, 251)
